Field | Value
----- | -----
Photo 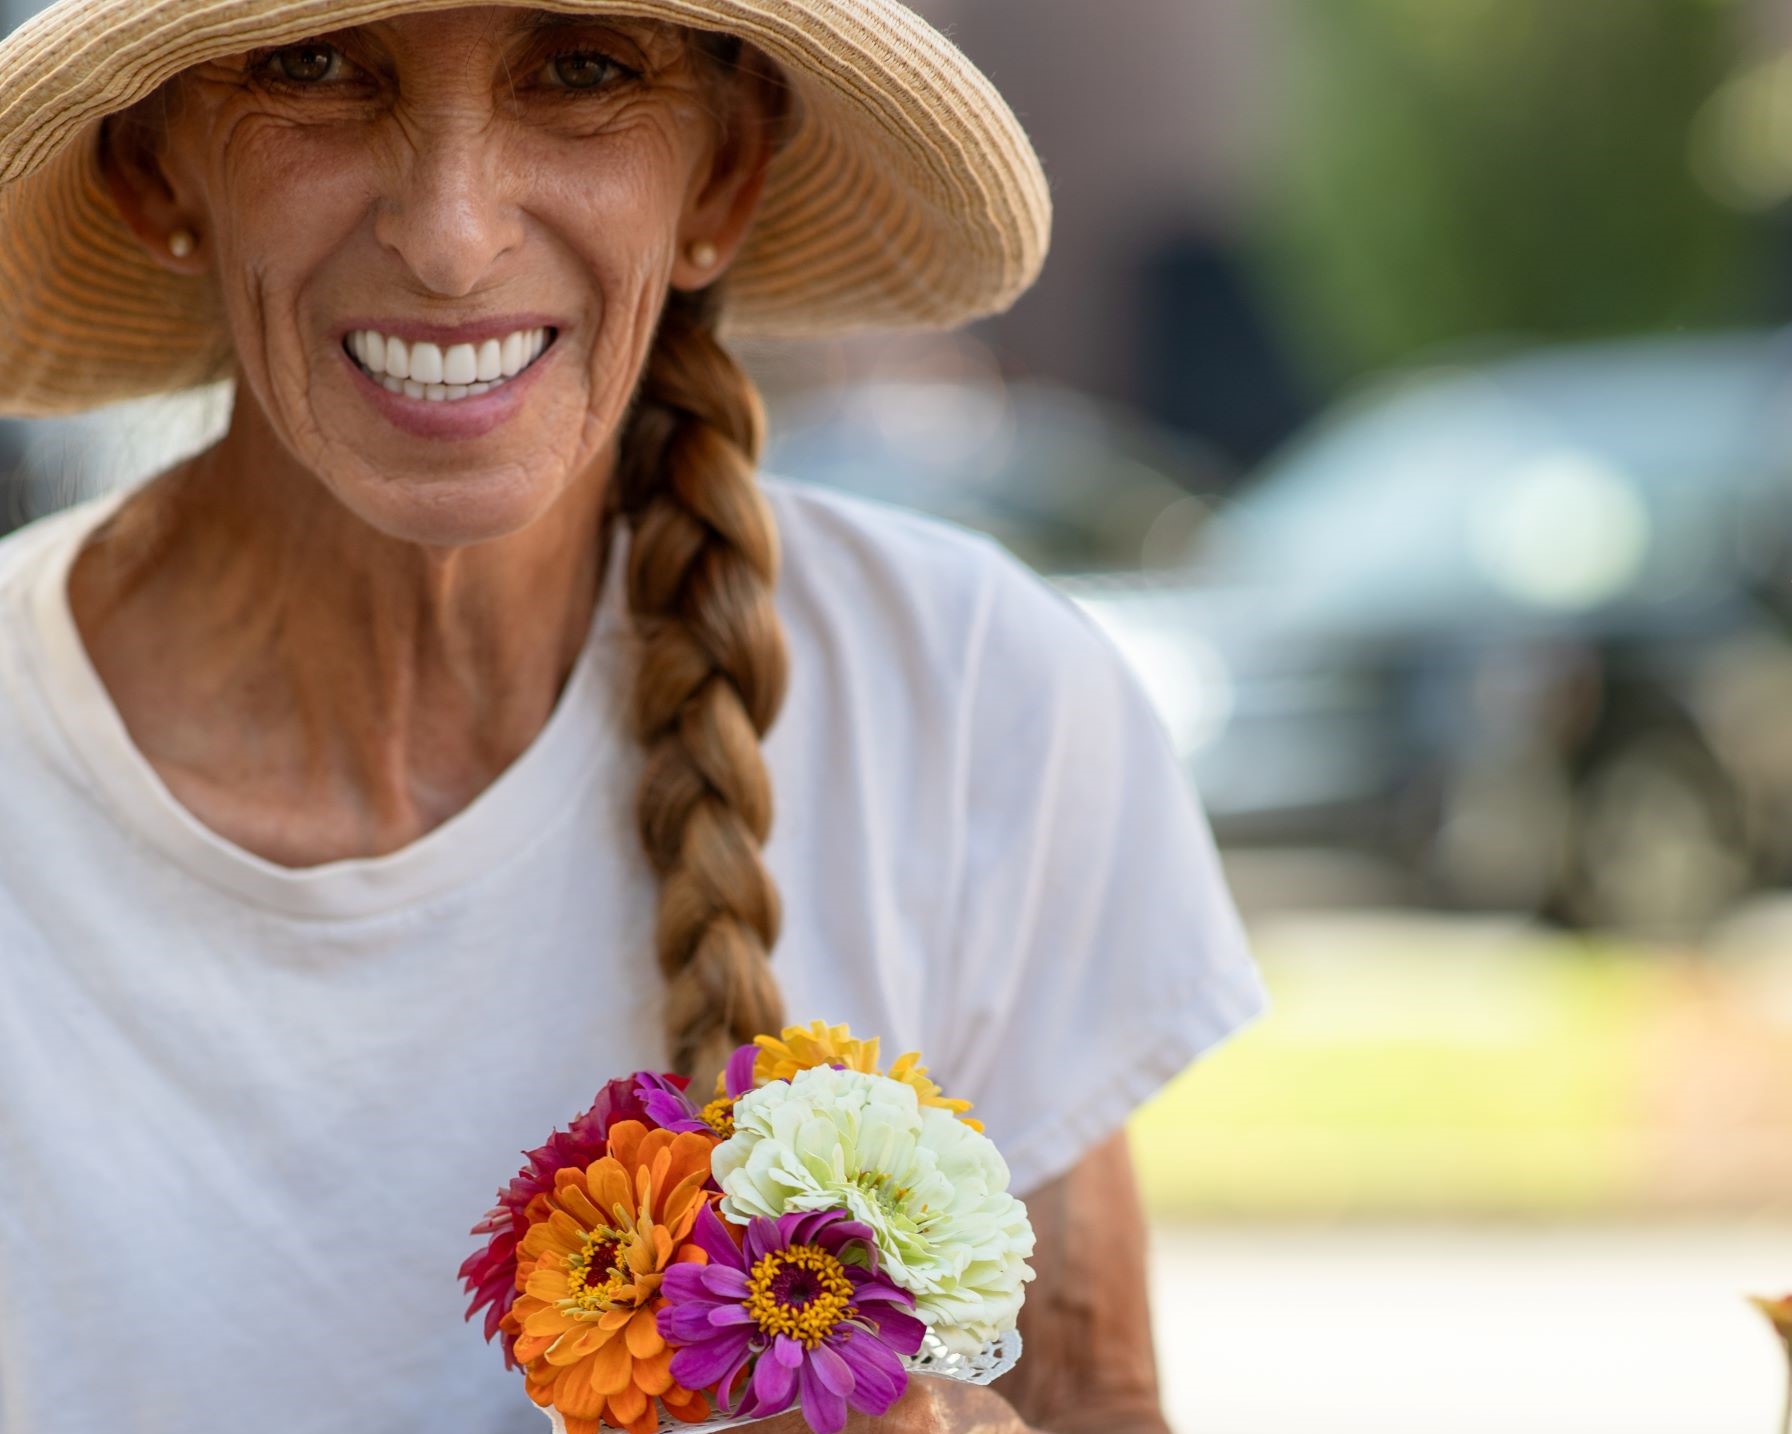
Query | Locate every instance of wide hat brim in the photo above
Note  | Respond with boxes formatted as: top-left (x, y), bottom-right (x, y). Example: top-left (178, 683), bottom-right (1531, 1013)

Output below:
top-left (0, 0), bottom-right (1051, 417)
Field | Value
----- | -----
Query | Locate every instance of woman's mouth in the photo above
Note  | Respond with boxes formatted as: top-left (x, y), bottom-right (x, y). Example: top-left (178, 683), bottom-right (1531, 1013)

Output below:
top-left (342, 326), bottom-right (555, 402)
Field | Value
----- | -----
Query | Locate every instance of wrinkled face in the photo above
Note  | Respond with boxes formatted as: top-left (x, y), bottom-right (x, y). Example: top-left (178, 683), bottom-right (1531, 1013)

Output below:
top-left (114, 7), bottom-right (771, 545)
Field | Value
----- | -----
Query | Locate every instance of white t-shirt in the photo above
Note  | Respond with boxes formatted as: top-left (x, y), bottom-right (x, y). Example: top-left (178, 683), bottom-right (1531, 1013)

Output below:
top-left (0, 475), bottom-right (1264, 1433)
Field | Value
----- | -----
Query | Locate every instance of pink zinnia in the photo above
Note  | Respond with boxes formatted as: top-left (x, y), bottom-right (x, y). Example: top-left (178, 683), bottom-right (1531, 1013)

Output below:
top-left (636, 1044), bottom-right (760, 1137)
top-left (457, 1074), bottom-right (676, 1365)
top-left (657, 1205), bottom-right (926, 1433)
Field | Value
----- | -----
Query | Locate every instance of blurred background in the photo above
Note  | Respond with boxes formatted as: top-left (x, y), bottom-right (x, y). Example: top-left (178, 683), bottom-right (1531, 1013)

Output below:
top-left (8, 0), bottom-right (1792, 1429)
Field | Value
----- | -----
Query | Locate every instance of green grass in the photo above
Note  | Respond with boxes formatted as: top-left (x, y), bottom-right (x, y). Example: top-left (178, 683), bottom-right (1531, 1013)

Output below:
top-left (1128, 933), bottom-right (1682, 1218)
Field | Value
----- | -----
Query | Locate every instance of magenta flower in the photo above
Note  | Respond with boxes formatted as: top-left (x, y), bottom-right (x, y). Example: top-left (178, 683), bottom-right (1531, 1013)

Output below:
top-left (656, 1204), bottom-right (927, 1434)
top-left (636, 1043), bottom-right (760, 1136)
top-left (458, 1073), bottom-right (673, 1365)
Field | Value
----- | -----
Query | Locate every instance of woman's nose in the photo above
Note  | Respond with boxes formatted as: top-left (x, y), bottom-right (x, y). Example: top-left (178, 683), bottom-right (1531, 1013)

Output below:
top-left (373, 125), bottom-right (524, 298)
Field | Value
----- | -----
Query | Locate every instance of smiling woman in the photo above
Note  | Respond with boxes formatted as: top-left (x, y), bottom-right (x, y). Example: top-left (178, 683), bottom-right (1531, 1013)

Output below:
top-left (0, 4), bottom-right (1263, 1433)
top-left (95, 11), bottom-right (775, 545)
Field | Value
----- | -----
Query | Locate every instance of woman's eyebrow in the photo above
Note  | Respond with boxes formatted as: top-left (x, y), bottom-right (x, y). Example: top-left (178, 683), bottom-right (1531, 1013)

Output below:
top-left (517, 11), bottom-right (676, 49)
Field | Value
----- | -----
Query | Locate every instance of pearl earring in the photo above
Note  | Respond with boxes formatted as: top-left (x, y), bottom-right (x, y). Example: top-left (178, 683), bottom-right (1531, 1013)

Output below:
top-left (167, 228), bottom-right (197, 259)
top-left (687, 239), bottom-right (718, 270)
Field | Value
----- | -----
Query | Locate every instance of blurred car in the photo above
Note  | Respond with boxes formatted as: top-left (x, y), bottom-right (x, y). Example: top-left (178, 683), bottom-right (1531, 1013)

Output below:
top-left (766, 374), bottom-right (1227, 575)
top-left (1062, 332), bottom-right (1792, 936)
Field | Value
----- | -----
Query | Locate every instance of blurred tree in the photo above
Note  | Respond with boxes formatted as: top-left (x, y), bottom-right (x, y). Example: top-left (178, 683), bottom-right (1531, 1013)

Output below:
top-left (1259, 0), bottom-right (1771, 383)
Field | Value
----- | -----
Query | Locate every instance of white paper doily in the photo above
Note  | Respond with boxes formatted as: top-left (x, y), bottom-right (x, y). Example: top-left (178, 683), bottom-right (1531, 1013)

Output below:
top-left (543, 1332), bottom-right (1022, 1432)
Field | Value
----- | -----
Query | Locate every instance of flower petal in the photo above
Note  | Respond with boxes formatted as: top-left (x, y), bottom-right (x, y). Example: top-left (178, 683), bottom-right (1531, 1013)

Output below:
top-left (634, 1344), bottom-right (682, 1396)
top-left (798, 1358), bottom-right (850, 1434)
top-left (662, 1388), bottom-right (715, 1424)
top-left (808, 1339), bottom-right (856, 1397)
top-left (835, 1331), bottom-right (907, 1414)
top-left (772, 1334), bottom-right (806, 1369)
top-left (660, 1265), bottom-right (709, 1302)
top-left (750, 1338), bottom-right (800, 1411)
top-left (657, 1302), bottom-right (719, 1345)
top-left (624, 1312), bottom-right (664, 1360)
top-left (587, 1334), bottom-right (633, 1396)
top-left (690, 1204), bottom-right (745, 1268)
top-left (725, 1043), bottom-right (760, 1098)
top-left (698, 1264), bottom-right (752, 1299)
top-left (745, 1216), bottom-right (783, 1265)
top-left (607, 1382), bottom-right (648, 1426)
top-left (859, 1303), bottom-right (927, 1355)
top-left (667, 1329), bottom-right (751, 1390)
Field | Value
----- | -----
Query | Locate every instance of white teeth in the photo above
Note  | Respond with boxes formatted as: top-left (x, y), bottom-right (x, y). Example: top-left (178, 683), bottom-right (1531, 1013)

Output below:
top-left (443, 344), bottom-right (477, 386)
top-left (408, 342), bottom-right (443, 384)
top-left (346, 325), bottom-right (553, 399)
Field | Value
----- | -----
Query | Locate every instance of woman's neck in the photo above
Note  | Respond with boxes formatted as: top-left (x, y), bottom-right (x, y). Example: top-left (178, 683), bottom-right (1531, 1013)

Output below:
top-left (66, 397), bottom-right (616, 867)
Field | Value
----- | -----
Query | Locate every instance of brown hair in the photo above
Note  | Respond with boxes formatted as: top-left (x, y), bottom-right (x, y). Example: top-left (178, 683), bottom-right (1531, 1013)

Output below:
top-left (614, 280), bottom-right (790, 1087)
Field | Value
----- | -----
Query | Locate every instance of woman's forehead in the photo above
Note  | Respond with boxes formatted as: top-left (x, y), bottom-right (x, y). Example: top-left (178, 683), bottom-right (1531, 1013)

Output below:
top-left (308, 6), bottom-right (691, 57)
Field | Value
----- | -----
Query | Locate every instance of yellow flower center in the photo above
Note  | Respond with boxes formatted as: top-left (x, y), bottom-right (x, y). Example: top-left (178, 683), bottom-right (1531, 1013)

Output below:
top-left (563, 1225), bottom-right (630, 1314)
top-left (744, 1244), bottom-right (857, 1350)
top-left (700, 1095), bottom-right (736, 1139)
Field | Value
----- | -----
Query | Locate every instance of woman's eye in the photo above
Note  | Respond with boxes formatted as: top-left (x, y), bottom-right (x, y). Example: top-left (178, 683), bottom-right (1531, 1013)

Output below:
top-left (547, 51), bottom-right (626, 91)
top-left (267, 43), bottom-right (346, 84)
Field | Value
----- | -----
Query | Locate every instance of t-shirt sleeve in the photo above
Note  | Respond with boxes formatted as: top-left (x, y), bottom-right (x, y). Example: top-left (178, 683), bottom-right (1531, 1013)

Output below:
top-left (936, 540), bottom-right (1267, 1197)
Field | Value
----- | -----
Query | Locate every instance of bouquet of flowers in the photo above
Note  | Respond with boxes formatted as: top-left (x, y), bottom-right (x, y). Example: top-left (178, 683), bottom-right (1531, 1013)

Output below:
top-left (461, 1022), bottom-right (1035, 1434)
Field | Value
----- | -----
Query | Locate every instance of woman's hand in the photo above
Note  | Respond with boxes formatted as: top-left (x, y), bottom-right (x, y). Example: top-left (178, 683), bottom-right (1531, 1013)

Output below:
top-left (727, 1129), bottom-right (1171, 1434)
top-left (739, 1374), bottom-right (1033, 1434)
top-left (990, 1130), bottom-right (1172, 1434)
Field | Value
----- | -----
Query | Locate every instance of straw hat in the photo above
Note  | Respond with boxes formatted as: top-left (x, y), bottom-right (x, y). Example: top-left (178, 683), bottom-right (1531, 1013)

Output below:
top-left (0, 0), bottom-right (1051, 417)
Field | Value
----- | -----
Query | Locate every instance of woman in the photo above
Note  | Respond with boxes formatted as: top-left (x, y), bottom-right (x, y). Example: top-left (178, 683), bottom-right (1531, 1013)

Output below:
top-left (0, 2), bottom-right (1264, 1431)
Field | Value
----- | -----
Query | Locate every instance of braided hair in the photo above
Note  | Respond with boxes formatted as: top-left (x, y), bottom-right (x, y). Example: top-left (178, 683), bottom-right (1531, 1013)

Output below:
top-left (615, 281), bottom-right (790, 1086)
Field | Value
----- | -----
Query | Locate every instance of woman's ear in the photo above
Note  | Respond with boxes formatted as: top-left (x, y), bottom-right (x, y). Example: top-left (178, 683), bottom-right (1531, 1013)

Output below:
top-left (99, 106), bottom-right (208, 277)
top-left (671, 45), bottom-right (789, 291)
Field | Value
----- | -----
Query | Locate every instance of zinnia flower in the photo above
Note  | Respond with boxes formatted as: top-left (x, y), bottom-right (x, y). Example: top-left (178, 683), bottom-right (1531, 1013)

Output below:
top-left (713, 1066), bottom-right (1034, 1355)
top-left (461, 1076), bottom-right (661, 1365)
top-left (505, 1122), bottom-right (717, 1434)
top-left (657, 1204), bottom-right (926, 1434)
top-left (636, 1045), bottom-right (759, 1140)
top-left (753, 1020), bottom-right (982, 1131)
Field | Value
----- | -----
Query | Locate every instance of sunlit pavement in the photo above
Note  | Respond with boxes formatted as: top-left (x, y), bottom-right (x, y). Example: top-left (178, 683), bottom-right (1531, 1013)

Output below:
top-left (1148, 1223), bottom-right (1792, 1434)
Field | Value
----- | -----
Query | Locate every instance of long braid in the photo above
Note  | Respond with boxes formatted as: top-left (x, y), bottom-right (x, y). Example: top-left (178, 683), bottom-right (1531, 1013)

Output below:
top-left (617, 283), bottom-right (789, 1085)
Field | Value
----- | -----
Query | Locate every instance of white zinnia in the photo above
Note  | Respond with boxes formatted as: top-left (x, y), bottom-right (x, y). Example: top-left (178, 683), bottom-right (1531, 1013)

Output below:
top-left (712, 1066), bottom-right (1036, 1353)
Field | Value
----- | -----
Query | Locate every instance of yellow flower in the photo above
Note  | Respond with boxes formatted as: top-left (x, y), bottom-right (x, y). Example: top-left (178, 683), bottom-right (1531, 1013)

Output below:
top-left (750, 1019), bottom-right (983, 1132)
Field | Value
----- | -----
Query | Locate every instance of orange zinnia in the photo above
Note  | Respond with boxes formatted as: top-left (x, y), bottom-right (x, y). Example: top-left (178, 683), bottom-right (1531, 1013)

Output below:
top-left (504, 1122), bottom-right (719, 1434)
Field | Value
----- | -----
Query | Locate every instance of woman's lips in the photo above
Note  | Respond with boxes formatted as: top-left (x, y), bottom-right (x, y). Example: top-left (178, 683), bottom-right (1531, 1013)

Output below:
top-left (339, 324), bottom-right (560, 439)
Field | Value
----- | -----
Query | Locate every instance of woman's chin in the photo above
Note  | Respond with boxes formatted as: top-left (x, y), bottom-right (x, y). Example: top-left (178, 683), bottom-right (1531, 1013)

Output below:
top-left (331, 465), bottom-right (570, 550)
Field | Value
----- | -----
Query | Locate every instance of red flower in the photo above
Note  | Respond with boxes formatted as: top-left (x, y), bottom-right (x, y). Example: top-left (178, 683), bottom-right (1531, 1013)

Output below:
top-left (460, 1075), bottom-right (684, 1365)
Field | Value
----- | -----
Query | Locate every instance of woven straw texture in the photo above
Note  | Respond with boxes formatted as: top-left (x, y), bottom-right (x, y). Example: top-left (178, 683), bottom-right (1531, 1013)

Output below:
top-left (0, 0), bottom-right (1051, 416)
